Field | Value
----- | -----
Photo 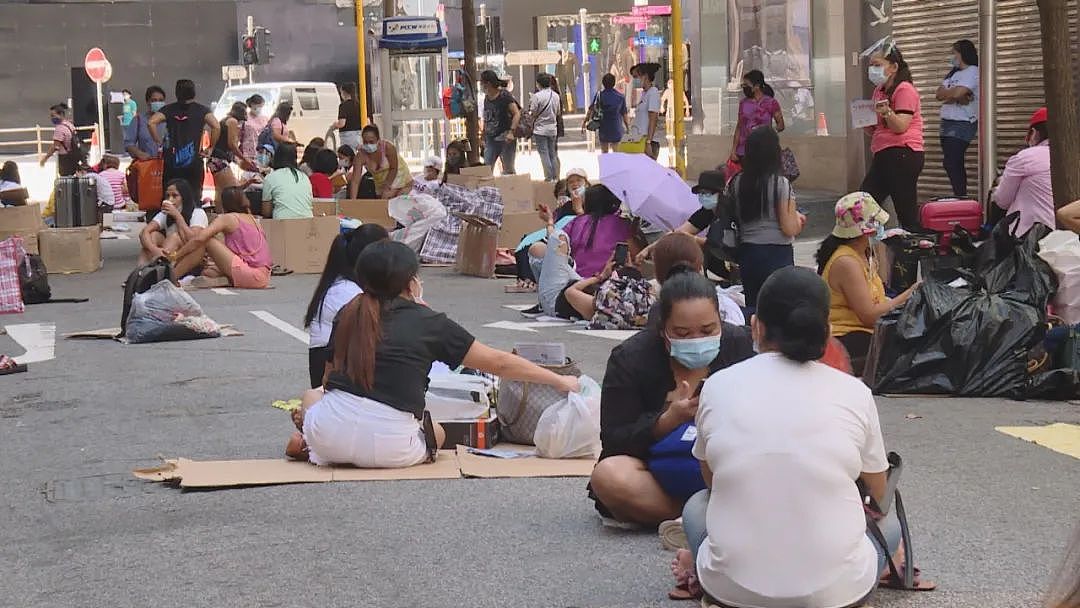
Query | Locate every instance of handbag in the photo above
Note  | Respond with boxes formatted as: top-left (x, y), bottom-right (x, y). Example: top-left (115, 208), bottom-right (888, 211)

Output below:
top-left (704, 174), bottom-right (742, 262)
top-left (497, 358), bottom-right (581, 444)
top-left (780, 147), bottom-right (800, 182)
top-left (616, 137), bottom-right (647, 154)
top-left (586, 93), bottom-right (603, 132)
top-left (0, 236), bottom-right (27, 315)
top-left (515, 94), bottom-right (553, 140)
top-left (859, 452), bottom-right (923, 590)
top-left (126, 155), bottom-right (164, 212)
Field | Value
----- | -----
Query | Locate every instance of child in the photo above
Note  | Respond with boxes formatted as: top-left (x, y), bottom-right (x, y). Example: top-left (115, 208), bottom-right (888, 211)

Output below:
top-left (99, 154), bottom-right (129, 210)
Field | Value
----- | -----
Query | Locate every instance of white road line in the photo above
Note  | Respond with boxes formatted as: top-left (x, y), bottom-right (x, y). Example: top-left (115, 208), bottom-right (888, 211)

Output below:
top-left (250, 310), bottom-right (309, 345)
top-left (502, 304), bottom-right (535, 311)
top-left (4, 322), bottom-right (57, 364)
top-left (211, 288), bottom-right (237, 296)
top-left (567, 329), bottom-right (639, 342)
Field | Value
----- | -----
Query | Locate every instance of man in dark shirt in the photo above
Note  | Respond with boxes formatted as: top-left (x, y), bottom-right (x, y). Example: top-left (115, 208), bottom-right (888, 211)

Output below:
top-left (149, 79), bottom-right (219, 199)
top-left (334, 82), bottom-right (362, 152)
top-left (479, 70), bottom-right (521, 174)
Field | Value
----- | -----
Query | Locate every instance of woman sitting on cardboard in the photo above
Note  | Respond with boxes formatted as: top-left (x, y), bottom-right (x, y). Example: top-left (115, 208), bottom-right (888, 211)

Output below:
top-left (588, 271), bottom-right (754, 528)
top-left (261, 142), bottom-right (313, 219)
top-left (285, 241), bottom-right (580, 468)
top-left (171, 187), bottom-right (272, 290)
top-left (137, 179), bottom-right (208, 275)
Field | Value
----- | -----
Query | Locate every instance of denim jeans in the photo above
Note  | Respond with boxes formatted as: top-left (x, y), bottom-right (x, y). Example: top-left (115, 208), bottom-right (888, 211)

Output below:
top-left (736, 242), bottom-right (794, 315)
top-left (483, 134), bottom-right (517, 174)
top-left (940, 120), bottom-right (976, 197)
top-left (683, 488), bottom-right (903, 605)
top-left (534, 134), bottom-right (559, 181)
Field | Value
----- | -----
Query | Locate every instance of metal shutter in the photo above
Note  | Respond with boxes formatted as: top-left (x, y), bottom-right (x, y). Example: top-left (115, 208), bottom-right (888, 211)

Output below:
top-left (892, 0), bottom-right (1080, 200)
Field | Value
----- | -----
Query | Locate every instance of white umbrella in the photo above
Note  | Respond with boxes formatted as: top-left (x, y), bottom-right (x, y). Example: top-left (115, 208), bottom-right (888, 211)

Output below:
top-left (598, 153), bottom-right (700, 230)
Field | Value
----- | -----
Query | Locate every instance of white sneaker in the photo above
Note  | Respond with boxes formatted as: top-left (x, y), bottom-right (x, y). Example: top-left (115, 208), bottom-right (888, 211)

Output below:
top-left (598, 513), bottom-right (642, 531)
top-left (658, 517), bottom-right (688, 551)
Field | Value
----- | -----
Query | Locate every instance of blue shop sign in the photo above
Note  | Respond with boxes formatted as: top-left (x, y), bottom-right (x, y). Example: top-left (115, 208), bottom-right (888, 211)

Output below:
top-left (379, 16), bottom-right (448, 51)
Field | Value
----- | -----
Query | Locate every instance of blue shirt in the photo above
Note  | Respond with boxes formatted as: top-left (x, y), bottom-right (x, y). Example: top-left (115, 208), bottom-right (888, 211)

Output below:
top-left (597, 88), bottom-right (628, 143)
top-left (123, 112), bottom-right (165, 157)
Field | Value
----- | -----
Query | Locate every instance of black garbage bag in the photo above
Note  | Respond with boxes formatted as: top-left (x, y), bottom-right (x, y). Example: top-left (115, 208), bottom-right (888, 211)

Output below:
top-left (1028, 368), bottom-right (1080, 400)
top-left (974, 214), bottom-right (1056, 309)
top-left (873, 278), bottom-right (1047, 399)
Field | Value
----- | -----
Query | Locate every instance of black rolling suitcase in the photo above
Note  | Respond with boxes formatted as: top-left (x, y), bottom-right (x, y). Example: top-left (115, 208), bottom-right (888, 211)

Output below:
top-left (54, 176), bottom-right (98, 227)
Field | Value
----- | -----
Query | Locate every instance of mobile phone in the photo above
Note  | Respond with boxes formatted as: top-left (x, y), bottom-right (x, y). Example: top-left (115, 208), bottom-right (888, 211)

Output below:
top-left (614, 242), bottom-right (629, 266)
top-left (693, 380), bottom-right (704, 397)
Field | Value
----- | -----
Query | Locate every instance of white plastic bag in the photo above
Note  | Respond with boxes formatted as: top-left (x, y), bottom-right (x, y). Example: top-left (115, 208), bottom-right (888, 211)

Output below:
top-left (533, 376), bottom-right (601, 459)
top-left (1038, 230), bottom-right (1080, 324)
top-left (125, 280), bottom-right (221, 343)
top-left (389, 193), bottom-right (448, 252)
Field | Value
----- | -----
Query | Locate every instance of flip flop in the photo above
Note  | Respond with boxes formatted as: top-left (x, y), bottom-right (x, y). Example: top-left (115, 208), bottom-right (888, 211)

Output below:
top-left (504, 283), bottom-right (537, 293)
top-left (879, 566), bottom-right (937, 591)
top-left (0, 355), bottom-right (27, 376)
top-left (271, 265), bottom-right (294, 276)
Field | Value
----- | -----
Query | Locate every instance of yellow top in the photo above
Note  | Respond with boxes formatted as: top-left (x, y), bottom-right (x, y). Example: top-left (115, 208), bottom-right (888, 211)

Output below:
top-left (822, 244), bottom-right (886, 336)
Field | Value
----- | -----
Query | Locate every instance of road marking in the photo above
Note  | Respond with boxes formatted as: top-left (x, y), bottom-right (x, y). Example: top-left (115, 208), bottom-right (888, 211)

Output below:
top-left (211, 288), bottom-right (237, 296)
top-left (502, 304), bottom-right (535, 312)
top-left (567, 329), bottom-right (639, 342)
top-left (482, 320), bottom-right (577, 332)
top-left (250, 310), bottom-right (308, 345)
top-left (4, 322), bottom-right (57, 364)
top-left (996, 423), bottom-right (1080, 460)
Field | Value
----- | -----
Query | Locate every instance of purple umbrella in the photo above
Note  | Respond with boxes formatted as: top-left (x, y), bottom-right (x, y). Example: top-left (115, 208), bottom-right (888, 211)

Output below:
top-left (599, 153), bottom-right (700, 230)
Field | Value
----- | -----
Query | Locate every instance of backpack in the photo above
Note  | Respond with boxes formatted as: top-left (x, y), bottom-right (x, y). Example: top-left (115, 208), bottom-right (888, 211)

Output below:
top-left (704, 174), bottom-right (742, 263)
top-left (18, 253), bottom-right (51, 304)
top-left (257, 121), bottom-right (277, 153)
top-left (64, 123), bottom-right (88, 163)
top-left (119, 258), bottom-right (174, 338)
top-left (589, 271), bottom-right (656, 330)
top-left (449, 70), bottom-right (477, 118)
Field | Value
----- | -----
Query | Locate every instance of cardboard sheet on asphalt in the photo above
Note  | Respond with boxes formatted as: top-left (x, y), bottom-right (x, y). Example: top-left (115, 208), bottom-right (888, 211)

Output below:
top-left (995, 423), bottom-right (1080, 459)
top-left (455, 444), bottom-right (596, 478)
top-left (134, 451), bottom-right (462, 488)
top-left (64, 326), bottom-right (244, 339)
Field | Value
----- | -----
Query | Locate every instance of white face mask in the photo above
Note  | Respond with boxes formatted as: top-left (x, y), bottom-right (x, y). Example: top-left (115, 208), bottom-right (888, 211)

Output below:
top-left (410, 276), bottom-right (424, 302)
top-left (868, 65), bottom-right (888, 86)
top-left (571, 186), bottom-right (586, 199)
top-left (361, 143), bottom-right (378, 154)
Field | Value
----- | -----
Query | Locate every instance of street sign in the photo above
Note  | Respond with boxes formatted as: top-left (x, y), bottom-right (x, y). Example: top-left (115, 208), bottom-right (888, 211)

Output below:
top-left (222, 65), bottom-right (249, 81)
top-left (504, 50), bottom-right (561, 67)
top-left (84, 47), bottom-right (110, 84)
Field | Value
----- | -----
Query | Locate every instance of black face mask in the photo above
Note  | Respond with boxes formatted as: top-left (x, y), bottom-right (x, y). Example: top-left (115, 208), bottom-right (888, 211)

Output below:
top-left (742, 86), bottom-right (755, 98)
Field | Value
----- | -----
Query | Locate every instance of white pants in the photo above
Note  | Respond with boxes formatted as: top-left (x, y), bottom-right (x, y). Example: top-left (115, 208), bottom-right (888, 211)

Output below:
top-left (303, 390), bottom-right (427, 468)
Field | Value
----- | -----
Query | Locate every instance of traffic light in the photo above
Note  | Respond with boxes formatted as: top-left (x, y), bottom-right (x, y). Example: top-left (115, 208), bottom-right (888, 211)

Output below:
top-left (241, 34), bottom-right (257, 65)
top-left (255, 27), bottom-right (272, 64)
top-left (588, 37), bottom-right (602, 54)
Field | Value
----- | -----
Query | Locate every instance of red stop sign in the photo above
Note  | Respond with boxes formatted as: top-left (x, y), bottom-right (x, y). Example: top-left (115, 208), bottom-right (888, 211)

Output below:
top-left (84, 47), bottom-right (109, 83)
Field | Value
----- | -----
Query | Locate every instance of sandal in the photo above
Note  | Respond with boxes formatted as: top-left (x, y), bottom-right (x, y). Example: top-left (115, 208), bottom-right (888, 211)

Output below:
top-left (504, 281), bottom-right (537, 294)
top-left (668, 549), bottom-right (703, 601)
top-left (0, 355), bottom-right (27, 376)
top-left (879, 566), bottom-right (937, 591)
top-left (270, 265), bottom-right (293, 276)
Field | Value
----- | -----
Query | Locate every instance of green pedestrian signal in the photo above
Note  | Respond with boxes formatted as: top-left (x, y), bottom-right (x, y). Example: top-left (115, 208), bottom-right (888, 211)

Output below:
top-left (588, 37), bottom-right (601, 54)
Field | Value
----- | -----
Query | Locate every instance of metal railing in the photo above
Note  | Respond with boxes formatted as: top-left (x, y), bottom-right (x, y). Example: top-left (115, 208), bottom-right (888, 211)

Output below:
top-left (0, 124), bottom-right (97, 156)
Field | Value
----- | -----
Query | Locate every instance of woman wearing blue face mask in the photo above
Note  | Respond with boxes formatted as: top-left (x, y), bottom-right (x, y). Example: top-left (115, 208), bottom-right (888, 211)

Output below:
top-left (39, 103), bottom-right (79, 176)
top-left (589, 270), bottom-right (754, 529)
top-left (629, 63), bottom-right (663, 160)
top-left (124, 85), bottom-right (167, 161)
top-left (350, 124), bottom-right (411, 199)
top-left (635, 170), bottom-right (726, 277)
top-left (815, 192), bottom-right (917, 375)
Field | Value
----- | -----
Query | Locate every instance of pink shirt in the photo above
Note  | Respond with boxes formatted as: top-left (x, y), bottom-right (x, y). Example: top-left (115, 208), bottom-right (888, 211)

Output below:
top-left (870, 81), bottom-right (924, 154)
top-left (565, 213), bottom-right (632, 277)
top-left (241, 115), bottom-right (268, 158)
top-left (736, 96), bottom-right (781, 156)
top-left (224, 218), bottom-right (272, 269)
top-left (100, 168), bottom-right (127, 208)
top-left (995, 140), bottom-right (1054, 236)
top-left (52, 120), bottom-right (75, 153)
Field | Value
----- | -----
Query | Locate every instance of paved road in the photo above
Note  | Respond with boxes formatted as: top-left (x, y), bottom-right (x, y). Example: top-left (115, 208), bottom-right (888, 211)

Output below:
top-left (1, 238), bottom-right (1077, 608)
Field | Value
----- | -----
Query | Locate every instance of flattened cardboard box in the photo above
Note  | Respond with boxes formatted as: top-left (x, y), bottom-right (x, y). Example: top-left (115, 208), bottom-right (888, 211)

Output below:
top-left (498, 212), bottom-right (544, 249)
top-left (337, 199), bottom-right (395, 228)
top-left (312, 199), bottom-right (338, 217)
top-left (38, 226), bottom-right (101, 274)
top-left (454, 213), bottom-right (499, 278)
top-left (260, 215), bottom-right (338, 274)
top-left (0, 203), bottom-right (44, 254)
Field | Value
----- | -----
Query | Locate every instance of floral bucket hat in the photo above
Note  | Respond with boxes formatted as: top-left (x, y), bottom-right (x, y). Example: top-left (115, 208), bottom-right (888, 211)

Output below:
top-left (832, 192), bottom-right (889, 239)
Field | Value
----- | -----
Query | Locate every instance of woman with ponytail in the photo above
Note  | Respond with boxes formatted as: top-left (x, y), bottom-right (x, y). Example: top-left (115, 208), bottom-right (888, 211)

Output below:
top-left (302, 223), bottom-right (390, 388)
top-left (861, 42), bottom-right (925, 231)
top-left (673, 265), bottom-right (931, 606)
top-left (286, 241), bottom-right (580, 468)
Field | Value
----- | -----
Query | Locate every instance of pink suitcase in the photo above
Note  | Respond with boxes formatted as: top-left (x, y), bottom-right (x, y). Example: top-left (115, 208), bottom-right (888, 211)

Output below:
top-left (920, 199), bottom-right (982, 251)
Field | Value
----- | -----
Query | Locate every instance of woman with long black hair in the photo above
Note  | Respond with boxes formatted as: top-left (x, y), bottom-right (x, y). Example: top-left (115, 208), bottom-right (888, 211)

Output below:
top-left (285, 241), bottom-right (579, 467)
top-left (729, 70), bottom-right (784, 165)
top-left (732, 126), bottom-right (804, 312)
top-left (861, 43), bottom-right (925, 231)
top-left (267, 101), bottom-right (297, 146)
top-left (261, 142), bottom-right (313, 219)
top-left (304, 224), bottom-right (389, 388)
top-left (137, 178), bottom-right (208, 273)
top-left (936, 39), bottom-right (979, 197)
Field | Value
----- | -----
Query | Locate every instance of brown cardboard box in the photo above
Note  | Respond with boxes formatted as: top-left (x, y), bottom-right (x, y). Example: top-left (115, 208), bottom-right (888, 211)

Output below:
top-left (460, 165), bottom-right (494, 177)
top-left (498, 212), bottom-right (544, 249)
top-left (442, 414), bottom-right (500, 449)
top-left (533, 180), bottom-right (556, 210)
top-left (337, 199), bottom-right (395, 228)
top-left (0, 203), bottom-right (44, 254)
top-left (312, 199), bottom-right (338, 217)
top-left (454, 213), bottom-right (499, 277)
top-left (445, 173), bottom-right (533, 213)
top-left (38, 226), bottom-right (101, 274)
top-left (260, 215), bottom-right (339, 274)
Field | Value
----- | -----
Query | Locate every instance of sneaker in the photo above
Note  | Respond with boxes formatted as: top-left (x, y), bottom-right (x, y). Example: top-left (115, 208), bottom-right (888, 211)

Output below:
top-left (519, 304), bottom-right (543, 319)
top-left (659, 517), bottom-right (688, 551)
top-left (598, 513), bottom-right (642, 531)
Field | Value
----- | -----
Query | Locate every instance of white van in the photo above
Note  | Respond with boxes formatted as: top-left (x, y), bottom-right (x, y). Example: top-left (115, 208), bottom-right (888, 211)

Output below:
top-left (213, 82), bottom-right (343, 150)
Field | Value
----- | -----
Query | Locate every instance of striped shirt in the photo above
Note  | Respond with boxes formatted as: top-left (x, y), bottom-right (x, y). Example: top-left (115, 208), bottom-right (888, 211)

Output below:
top-left (100, 168), bottom-right (127, 208)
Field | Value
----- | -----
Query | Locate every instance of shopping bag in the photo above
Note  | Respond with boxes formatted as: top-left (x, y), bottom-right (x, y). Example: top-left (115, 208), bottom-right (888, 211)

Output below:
top-left (616, 137), bottom-right (647, 154)
top-left (124, 280), bottom-right (221, 344)
top-left (1038, 230), bottom-right (1080, 325)
top-left (0, 236), bottom-right (26, 314)
top-left (497, 359), bottom-right (581, 444)
top-left (533, 376), bottom-right (601, 459)
top-left (126, 158), bottom-right (164, 211)
top-left (389, 193), bottom-right (448, 252)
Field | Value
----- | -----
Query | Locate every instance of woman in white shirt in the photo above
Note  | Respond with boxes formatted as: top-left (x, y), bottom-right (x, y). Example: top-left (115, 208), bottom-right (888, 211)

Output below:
top-left (673, 266), bottom-right (933, 607)
top-left (304, 224), bottom-right (389, 388)
top-left (935, 40), bottom-right (979, 197)
top-left (137, 179), bottom-right (208, 275)
top-left (630, 63), bottom-right (663, 160)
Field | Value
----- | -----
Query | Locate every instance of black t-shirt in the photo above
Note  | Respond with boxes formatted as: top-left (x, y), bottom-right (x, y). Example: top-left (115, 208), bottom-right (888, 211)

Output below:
top-left (338, 99), bottom-right (361, 132)
top-left (324, 298), bottom-right (476, 418)
top-left (161, 101), bottom-right (211, 171)
top-left (688, 207), bottom-right (715, 231)
top-left (483, 90), bottom-right (517, 138)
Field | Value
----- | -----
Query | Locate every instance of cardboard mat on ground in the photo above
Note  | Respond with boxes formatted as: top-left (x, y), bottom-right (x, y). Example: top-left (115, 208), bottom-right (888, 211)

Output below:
top-left (133, 445), bottom-right (595, 489)
top-left (64, 325), bottom-right (244, 340)
top-left (996, 423), bottom-right (1080, 459)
